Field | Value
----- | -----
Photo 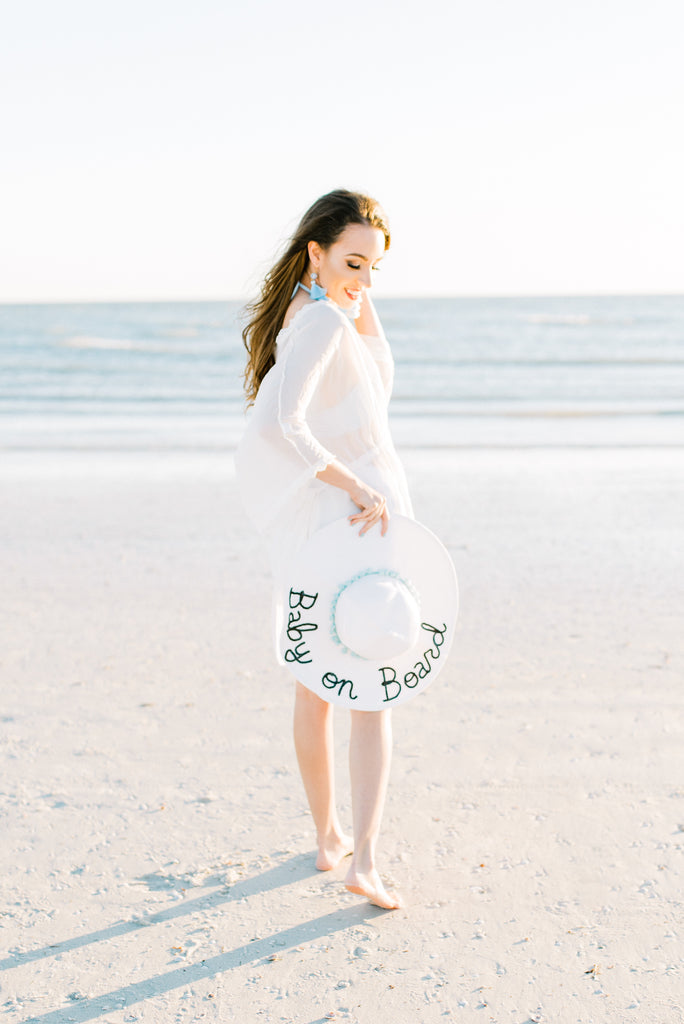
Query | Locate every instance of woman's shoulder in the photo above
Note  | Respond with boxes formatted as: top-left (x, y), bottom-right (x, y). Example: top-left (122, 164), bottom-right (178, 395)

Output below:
top-left (281, 299), bottom-right (350, 336)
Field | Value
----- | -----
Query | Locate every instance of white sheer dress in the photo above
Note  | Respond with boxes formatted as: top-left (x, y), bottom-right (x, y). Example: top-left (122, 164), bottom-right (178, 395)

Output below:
top-left (235, 299), bottom-right (413, 657)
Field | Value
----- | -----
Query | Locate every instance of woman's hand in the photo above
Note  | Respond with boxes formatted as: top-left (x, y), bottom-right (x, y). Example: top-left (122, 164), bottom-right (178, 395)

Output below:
top-left (354, 290), bottom-right (384, 339)
top-left (316, 460), bottom-right (389, 536)
top-left (348, 480), bottom-right (389, 537)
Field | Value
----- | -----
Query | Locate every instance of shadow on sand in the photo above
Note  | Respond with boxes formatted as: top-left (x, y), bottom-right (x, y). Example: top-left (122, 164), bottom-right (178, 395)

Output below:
top-left (7, 852), bottom-right (384, 1024)
top-left (2, 852), bottom-right (316, 971)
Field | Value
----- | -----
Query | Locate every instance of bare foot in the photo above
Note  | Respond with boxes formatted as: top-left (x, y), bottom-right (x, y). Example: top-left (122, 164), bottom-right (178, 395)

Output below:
top-left (344, 867), bottom-right (403, 909)
top-left (316, 833), bottom-right (354, 871)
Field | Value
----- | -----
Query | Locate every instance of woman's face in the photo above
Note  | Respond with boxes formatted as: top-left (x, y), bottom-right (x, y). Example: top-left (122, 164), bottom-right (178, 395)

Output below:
top-left (309, 223), bottom-right (386, 311)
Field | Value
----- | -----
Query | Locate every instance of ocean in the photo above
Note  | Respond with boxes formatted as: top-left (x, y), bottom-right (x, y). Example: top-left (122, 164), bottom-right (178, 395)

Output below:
top-left (1, 296), bottom-right (683, 454)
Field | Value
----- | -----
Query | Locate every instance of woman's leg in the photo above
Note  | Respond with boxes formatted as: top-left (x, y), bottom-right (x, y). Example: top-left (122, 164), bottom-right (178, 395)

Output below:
top-left (293, 681), bottom-right (353, 870)
top-left (345, 708), bottom-right (402, 909)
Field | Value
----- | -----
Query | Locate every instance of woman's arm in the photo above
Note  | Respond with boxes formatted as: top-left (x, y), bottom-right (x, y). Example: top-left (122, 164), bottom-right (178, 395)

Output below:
top-left (277, 307), bottom-right (343, 471)
top-left (316, 460), bottom-right (388, 536)
top-left (279, 302), bottom-right (388, 536)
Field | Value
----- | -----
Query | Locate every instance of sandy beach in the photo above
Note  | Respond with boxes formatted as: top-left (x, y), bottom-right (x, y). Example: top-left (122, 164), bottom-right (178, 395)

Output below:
top-left (1, 447), bottom-right (682, 1024)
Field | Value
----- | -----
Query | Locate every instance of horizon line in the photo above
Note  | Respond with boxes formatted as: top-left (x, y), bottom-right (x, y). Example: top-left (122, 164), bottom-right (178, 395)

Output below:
top-left (1, 291), bottom-right (683, 307)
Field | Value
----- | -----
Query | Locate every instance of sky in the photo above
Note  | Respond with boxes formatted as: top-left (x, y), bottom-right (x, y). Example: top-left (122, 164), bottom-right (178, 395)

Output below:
top-left (2, 0), bottom-right (683, 301)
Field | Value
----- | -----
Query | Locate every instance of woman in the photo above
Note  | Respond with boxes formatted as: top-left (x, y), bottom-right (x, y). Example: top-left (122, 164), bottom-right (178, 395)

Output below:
top-left (236, 189), bottom-right (413, 909)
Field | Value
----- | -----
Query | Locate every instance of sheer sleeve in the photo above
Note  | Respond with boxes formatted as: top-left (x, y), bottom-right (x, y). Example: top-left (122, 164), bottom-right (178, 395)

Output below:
top-left (277, 304), bottom-right (345, 469)
top-left (234, 302), bottom-right (346, 533)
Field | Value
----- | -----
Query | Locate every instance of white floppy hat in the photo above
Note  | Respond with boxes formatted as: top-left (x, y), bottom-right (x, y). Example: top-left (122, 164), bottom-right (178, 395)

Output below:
top-left (276, 515), bottom-right (458, 710)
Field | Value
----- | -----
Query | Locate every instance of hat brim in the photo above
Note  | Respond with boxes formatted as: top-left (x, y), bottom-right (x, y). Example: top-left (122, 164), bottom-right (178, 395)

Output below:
top-left (277, 515), bottom-right (458, 710)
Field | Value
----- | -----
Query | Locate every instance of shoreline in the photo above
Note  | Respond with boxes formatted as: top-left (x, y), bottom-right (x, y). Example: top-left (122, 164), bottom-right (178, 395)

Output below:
top-left (2, 412), bottom-right (684, 452)
top-left (0, 443), bottom-right (682, 479)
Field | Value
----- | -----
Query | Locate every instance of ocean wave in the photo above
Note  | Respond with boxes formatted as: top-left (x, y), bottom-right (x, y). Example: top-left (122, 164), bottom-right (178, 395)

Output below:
top-left (525, 313), bottom-right (639, 327)
top-left (390, 399), bottom-right (684, 417)
top-left (61, 336), bottom-right (194, 353)
top-left (396, 356), bottom-right (684, 366)
top-left (527, 314), bottom-right (592, 326)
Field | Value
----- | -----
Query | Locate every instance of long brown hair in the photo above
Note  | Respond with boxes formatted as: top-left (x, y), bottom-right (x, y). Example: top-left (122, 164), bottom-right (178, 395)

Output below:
top-left (241, 189), bottom-right (390, 404)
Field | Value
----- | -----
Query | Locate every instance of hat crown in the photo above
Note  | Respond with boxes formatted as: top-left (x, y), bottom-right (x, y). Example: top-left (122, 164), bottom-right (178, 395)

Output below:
top-left (332, 571), bottom-right (420, 661)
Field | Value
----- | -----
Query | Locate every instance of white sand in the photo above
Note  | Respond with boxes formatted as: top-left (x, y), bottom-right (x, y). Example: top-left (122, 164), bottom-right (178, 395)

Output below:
top-left (1, 448), bottom-right (682, 1024)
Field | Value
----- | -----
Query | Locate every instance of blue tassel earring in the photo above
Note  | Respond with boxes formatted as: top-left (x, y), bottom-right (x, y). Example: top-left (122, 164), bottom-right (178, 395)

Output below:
top-left (309, 270), bottom-right (327, 301)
